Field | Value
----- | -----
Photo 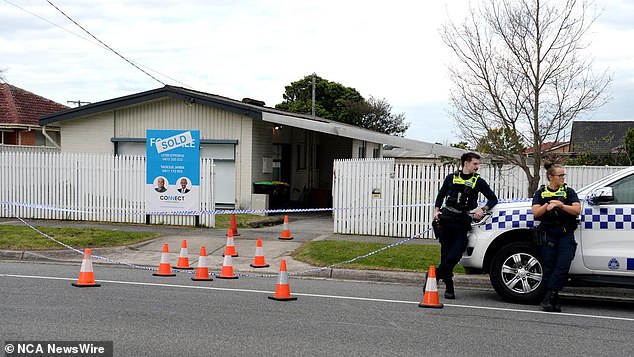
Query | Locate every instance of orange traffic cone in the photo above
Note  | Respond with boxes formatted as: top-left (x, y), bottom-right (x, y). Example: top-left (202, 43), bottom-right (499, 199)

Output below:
top-left (175, 239), bottom-right (193, 270)
top-left (228, 213), bottom-right (240, 237)
top-left (278, 215), bottom-right (293, 240)
top-left (268, 259), bottom-right (297, 301)
top-left (223, 229), bottom-right (238, 257)
top-left (250, 237), bottom-right (270, 268)
top-left (153, 243), bottom-right (176, 277)
top-left (217, 246), bottom-right (238, 279)
top-left (419, 265), bottom-right (443, 308)
top-left (72, 248), bottom-right (101, 287)
top-left (191, 246), bottom-right (213, 281)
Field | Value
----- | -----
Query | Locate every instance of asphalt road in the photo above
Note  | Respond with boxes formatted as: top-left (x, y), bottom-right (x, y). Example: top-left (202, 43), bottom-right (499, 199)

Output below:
top-left (2, 261), bottom-right (634, 356)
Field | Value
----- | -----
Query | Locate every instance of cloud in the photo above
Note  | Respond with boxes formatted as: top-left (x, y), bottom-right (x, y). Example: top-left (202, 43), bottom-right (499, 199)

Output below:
top-left (1, 0), bottom-right (632, 145)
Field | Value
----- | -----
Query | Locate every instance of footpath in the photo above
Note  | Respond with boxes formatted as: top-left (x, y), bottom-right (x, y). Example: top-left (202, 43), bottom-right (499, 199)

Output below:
top-left (1, 214), bottom-right (632, 299)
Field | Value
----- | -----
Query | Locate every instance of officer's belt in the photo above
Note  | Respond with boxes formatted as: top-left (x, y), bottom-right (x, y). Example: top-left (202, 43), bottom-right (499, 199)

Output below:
top-left (444, 206), bottom-right (468, 214)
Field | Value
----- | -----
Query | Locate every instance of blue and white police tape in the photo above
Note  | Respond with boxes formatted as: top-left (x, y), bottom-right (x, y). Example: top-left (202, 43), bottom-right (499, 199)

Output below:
top-left (1, 197), bottom-right (533, 217)
top-left (8, 211), bottom-right (432, 280)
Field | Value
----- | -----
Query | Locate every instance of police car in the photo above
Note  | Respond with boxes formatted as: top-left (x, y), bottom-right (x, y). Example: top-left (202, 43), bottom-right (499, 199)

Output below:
top-left (461, 166), bottom-right (634, 303)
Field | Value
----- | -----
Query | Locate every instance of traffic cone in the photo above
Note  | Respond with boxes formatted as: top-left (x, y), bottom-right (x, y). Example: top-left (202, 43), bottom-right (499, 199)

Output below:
top-left (223, 229), bottom-right (238, 257)
top-left (228, 213), bottom-right (240, 237)
top-left (418, 265), bottom-right (443, 308)
top-left (250, 237), bottom-right (270, 268)
top-left (278, 215), bottom-right (293, 240)
top-left (153, 243), bottom-right (176, 277)
top-left (268, 259), bottom-right (297, 301)
top-left (175, 239), bottom-right (193, 270)
top-left (191, 246), bottom-right (213, 281)
top-left (72, 248), bottom-right (101, 287)
top-left (217, 246), bottom-right (238, 279)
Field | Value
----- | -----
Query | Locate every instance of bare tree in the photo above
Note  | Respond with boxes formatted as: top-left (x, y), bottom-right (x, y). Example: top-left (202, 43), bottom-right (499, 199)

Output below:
top-left (441, 0), bottom-right (611, 195)
top-left (0, 68), bottom-right (6, 83)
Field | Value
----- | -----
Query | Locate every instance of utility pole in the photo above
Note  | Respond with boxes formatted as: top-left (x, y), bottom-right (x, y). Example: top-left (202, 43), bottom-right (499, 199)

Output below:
top-left (311, 72), bottom-right (316, 117)
top-left (67, 100), bottom-right (91, 107)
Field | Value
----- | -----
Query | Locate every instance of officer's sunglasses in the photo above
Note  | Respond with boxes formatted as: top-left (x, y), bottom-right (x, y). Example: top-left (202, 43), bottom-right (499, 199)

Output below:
top-left (553, 174), bottom-right (566, 177)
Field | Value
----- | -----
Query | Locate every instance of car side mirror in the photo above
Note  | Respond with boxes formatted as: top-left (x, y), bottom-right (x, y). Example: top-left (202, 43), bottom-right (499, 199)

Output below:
top-left (588, 187), bottom-right (614, 205)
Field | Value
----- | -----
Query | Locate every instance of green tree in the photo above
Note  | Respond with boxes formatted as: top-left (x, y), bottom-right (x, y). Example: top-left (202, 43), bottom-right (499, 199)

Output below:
top-left (345, 96), bottom-right (409, 136)
top-left (451, 141), bottom-right (471, 150)
top-left (476, 128), bottom-right (525, 154)
top-left (441, 0), bottom-right (611, 195)
top-left (276, 75), bottom-right (409, 136)
top-left (623, 128), bottom-right (634, 165)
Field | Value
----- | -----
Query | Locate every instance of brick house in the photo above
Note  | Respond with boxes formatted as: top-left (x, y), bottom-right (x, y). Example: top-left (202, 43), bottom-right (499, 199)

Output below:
top-left (0, 83), bottom-right (67, 147)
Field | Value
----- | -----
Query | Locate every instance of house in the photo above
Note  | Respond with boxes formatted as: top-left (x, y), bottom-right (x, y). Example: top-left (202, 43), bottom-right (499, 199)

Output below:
top-left (523, 141), bottom-right (571, 157)
top-left (570, 120), bottom-right (634, 154)
top-left (0, 83), bottom-right (66, 148)
top-left (382, 145), bottom-right (444, 164)
top-left (39, 85), bottom-right (467, 210)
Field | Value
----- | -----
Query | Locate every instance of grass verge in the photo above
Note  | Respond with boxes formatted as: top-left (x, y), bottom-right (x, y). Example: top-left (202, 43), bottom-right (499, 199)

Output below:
top-left (292, 240), bottom-right (464, 274)
top-left (0, 226), bottom-right (160, 250)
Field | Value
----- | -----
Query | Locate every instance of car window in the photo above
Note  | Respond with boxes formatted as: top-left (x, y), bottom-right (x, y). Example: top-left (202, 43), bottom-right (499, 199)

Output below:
top-left (610, 174), bottom-right (634, 204)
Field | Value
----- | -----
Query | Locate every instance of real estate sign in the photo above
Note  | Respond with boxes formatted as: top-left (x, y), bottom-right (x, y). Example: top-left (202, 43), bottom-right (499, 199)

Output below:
top-left (146, 129), bottom-right (200, 213)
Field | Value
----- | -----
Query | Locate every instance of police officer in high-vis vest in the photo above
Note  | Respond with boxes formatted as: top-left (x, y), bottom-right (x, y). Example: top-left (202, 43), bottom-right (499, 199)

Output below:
top-left (531, 162), bottom-right (580, 313)
top-left (434, 152), bottom-right (498, 299)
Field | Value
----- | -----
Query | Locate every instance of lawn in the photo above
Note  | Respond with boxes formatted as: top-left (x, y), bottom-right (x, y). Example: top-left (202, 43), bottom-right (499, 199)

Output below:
top-left (0, 226), bottom-right (159, 250)
top-left (292, 240), bottom-right (464, 273)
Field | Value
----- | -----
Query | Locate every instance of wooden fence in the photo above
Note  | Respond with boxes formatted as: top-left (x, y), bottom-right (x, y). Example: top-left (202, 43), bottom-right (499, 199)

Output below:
top-left (332, 159), bottom-right (628, 238)
top-left (0, 152), bottom-right (215, 227)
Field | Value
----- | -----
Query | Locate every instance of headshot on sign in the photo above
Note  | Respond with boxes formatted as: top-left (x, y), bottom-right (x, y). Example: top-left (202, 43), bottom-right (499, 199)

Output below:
top-left (177, 177), bottom-right (190, 194)
top-left (154, 177), bottom-right (168, 193)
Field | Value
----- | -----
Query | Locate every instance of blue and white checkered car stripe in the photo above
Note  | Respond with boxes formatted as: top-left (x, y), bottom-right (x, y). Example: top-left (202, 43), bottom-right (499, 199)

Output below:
top-left (582, 207), bottom-right (634, 230)
top-left (485, 206), bottom-right (634, 231)
top-left (485, 209), bottom-right (535, 231)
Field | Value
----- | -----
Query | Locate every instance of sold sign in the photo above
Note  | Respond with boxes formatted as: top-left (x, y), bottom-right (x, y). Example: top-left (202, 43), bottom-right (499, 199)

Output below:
top-left (155, 131), bottom-right (195, 154)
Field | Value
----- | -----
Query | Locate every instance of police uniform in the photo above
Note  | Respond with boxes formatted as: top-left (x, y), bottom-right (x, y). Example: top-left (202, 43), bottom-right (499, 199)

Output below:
top-left (532, 184), bottom-right (579, 311)
top-left (434, 171), bottom-right (498, 296)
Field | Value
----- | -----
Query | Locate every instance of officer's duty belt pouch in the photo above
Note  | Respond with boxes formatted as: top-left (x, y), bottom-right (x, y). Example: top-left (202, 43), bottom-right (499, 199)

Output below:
top-left (531, 225), bottom-right (546, 246)
top-left (432, 219), bottom-right (442, 239)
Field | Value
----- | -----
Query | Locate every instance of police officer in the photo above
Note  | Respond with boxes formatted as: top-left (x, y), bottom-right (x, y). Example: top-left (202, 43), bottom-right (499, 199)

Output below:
top-left (531, 162), bottom-right (580, 312)
top-left (433, 152), bottom-right (498, 299)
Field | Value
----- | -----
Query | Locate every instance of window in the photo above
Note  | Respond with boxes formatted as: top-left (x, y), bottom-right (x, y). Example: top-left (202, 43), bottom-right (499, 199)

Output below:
top-left (611, 174), bottom-right (634, 204)
top-left (373, 148), bottom-right (380, 158)
top-left (358, 146), bottom-right (366, 158)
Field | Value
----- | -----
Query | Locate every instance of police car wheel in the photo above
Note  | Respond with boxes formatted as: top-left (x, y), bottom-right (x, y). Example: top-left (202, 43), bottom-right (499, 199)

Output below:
top-left (489, 241), bottom-right (546, 304)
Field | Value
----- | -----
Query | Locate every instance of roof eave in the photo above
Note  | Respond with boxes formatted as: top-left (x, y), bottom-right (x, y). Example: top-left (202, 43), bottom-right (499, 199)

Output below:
top-left (39, 86), bottom-right (263, 125)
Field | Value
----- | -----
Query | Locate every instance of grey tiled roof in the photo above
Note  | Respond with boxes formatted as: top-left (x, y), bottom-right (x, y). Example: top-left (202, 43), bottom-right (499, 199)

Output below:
top-left (570, 120), bottom-right (634, 153)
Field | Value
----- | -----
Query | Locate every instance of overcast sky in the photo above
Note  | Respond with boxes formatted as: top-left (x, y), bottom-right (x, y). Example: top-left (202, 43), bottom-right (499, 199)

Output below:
top-left (1, 0), bottom-right (633, 144)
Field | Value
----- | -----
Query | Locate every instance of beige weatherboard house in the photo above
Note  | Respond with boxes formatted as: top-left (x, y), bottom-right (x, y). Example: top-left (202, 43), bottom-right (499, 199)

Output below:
top-left (39, 86), bottom-right (465, 210)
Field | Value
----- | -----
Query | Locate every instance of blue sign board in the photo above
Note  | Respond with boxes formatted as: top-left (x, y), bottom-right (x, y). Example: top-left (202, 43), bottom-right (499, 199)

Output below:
top-left (146, 129), bottom-right (200, 213)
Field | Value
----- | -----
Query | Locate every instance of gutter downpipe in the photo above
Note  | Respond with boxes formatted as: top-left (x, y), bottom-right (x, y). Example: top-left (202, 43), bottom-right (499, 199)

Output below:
top-left (42, 125), bottom-right (61, 149)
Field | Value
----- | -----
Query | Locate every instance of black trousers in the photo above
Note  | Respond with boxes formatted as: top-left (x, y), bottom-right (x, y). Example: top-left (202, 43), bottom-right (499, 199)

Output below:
top-left (436, 215), bottom-right (470, 281)
top-left (541, 230), bottom-right (577, 291)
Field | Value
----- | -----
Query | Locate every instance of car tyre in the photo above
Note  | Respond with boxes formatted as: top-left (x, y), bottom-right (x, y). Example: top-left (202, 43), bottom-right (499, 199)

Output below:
top-left (490, 241), bottom-right (546, 304)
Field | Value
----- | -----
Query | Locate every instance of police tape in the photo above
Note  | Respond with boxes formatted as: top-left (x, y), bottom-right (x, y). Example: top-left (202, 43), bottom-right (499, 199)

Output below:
top-left (8, 211), bottom-right (429, 280)
top-left (0, 197), bottom-right (533, 217)
top-left (1, 196), bottom-right (532, 281)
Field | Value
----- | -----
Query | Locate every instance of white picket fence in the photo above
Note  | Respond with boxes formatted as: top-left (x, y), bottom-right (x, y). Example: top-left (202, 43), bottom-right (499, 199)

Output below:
top-left (0, 152), bottom-right (215, 227)
top-left (332, 159), bottom-right (628, 238)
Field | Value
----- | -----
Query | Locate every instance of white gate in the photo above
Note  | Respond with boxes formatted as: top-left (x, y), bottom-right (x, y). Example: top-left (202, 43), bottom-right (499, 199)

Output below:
top-left (333, 159), bottom-right (628, 238)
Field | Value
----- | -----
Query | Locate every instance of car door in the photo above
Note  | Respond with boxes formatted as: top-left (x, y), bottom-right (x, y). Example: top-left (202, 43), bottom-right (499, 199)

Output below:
top-left (580, 172), bottom-right (634, 273)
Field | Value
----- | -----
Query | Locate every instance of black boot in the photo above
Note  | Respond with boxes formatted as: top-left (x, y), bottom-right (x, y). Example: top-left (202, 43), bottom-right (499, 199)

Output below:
top-left (540, 290), bottom-right (555, 312)
top-left (552, 291), bottom-right (561, 312)
top-left (444, 278), bottom-right (455, 299)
